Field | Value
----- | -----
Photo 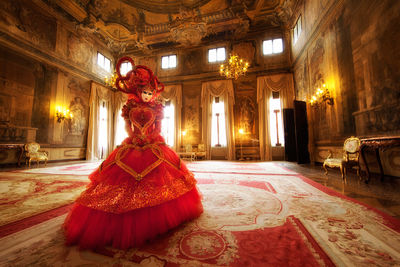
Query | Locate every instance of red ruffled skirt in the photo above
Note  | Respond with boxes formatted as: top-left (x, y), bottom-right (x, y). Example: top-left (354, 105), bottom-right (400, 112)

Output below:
top-left (64, 139), bottom-right (203, 249)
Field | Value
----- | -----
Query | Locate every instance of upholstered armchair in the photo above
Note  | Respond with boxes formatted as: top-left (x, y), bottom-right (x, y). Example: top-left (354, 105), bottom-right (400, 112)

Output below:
top-left (323, 136), bottom-right (361, 181)
top-left (24, 142), bottom-right (48, 167)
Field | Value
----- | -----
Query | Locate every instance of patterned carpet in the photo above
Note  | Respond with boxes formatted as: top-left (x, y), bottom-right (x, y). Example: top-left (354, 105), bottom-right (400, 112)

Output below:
top-left (0, 172), bottom-right (88, 227)
top-left (1, 161), bottom-right (400, 266)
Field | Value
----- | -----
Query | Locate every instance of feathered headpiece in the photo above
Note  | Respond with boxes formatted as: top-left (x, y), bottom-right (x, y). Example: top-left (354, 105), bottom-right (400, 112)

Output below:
top-left (115, 56), bottom-right (164, 102)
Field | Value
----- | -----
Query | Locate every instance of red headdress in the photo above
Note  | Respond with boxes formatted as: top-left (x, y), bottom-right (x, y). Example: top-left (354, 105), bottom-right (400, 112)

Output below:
top-left (115, 56), bottom-right (164, 102)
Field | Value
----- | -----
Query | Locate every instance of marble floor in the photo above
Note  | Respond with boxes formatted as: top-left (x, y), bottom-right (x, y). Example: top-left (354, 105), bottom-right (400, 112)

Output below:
top-left (1, 160), bottom-right (400, 220)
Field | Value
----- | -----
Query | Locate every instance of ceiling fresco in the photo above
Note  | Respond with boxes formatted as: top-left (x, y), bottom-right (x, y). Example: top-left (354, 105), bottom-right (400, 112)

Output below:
top-left (56, 0), bottom-right (295, 55)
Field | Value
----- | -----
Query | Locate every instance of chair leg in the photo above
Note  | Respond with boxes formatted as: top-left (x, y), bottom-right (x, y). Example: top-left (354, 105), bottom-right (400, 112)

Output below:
top-left (28, 159), bottom-right (31, 168)
top-left (340, 165), bottom-right (345, 181)
top-left (323, 163), bottom-right (328, 175)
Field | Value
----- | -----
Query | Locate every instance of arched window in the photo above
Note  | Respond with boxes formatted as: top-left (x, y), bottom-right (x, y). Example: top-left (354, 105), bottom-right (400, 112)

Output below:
top-left (161, 101), bottom-right (175, 147)
top-left (211, 96), bottom-right (227, 147)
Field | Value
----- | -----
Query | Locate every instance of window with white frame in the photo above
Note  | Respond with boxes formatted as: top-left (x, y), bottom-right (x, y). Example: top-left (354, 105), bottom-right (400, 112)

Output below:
top-left (208, 47), bottom-right (226, 63)
top-left (161, 101), bottom-right (175, 147)
top-left (211, 97), bottom-right (227, 147)
top-left (114, 109), bottom-right (128, 147)
top-left (269, 92), bottom-right (284, 147)
top-left (120, 62), bottom-right (132, 75)
top-left (98, 101), bottom-right (108, 159)
top-left (263, 38), bottom-right (283, 55)
top-left (293, 16), bottom-right (302, 44)
top-left (97, 52), bottom-right (111, 72)
top-left (161, 54), bottom-right (177, 69)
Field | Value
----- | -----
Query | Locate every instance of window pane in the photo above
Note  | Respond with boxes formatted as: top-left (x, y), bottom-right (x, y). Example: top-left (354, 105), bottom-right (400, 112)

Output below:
top-left (161, 103), bottom-right (175, 147)
top-left (217, 47), bottom-right (225, 61)
top-left (169, 55), bottom-right (177, 68)
top-left (115, 109), bottom-right (128, 147)
top-left (98, 102), bottom-right (108, 159)
top-left (269, 97), bottom-right (285, 147)
top-left (208, 48), bottom-right (216, 62)
top-left (211, 97), bottom-right (227, 147)
top-left (263, 40), bottom-right (272, 55)
top-left (162, 56), bottom-right (169, 69)
top-left (97, 53), bottom-right (104, 67)
top-left (120, 62), bottom-right (132, 75)
top-left (104, 57), bottom-right (111, 72)
top-left (273, 38), bottom-right (283, 53)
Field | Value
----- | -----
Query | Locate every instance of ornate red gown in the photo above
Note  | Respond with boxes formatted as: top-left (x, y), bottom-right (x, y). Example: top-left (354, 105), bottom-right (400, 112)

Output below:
top-left (64, 99), bottom-right (203, 249)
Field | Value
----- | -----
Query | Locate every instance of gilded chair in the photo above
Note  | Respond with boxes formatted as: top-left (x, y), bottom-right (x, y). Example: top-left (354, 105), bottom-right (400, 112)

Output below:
top-left (24, 142), bottom-right (48, 168)
top-left (195, 144), bottom-right (206, 160)
top-left (323, 136), bottom-right (361, 181)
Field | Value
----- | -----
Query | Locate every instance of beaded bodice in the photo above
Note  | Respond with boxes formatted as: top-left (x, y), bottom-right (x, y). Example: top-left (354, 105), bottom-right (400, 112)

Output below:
top-left (121, 100), bottom-right (164, 145)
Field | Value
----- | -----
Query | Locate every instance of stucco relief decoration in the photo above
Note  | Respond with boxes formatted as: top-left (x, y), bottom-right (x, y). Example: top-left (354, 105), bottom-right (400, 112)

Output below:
top-left (68, 96), bottom-right (87, 136)
top-left (309, 38), bottom-right (325, 91)
top-left (170, 7), bottom-right (208, 46)
top-left (239, 96), bottom-right (256, 135)
top-left (0, 2), bottom-right (25, 31)
top-left (68, 79), bottom-right (89, 94)
top-left (294, 60), bottom-right (308, 101)
top-left (232, 42), bottom-right (255, 65)
top-left (0, 2), bottom-right (56, 49)
top-left (308, 38), bottom-right (330, 139)
top-left (68, 34), bottom-right (92, 68)
top-left (184, 96), bottom-right (199, 136)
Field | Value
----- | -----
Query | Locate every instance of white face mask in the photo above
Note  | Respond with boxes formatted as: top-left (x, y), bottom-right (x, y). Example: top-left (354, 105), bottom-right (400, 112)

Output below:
top-left (141, 90), bottom-right (153, 102)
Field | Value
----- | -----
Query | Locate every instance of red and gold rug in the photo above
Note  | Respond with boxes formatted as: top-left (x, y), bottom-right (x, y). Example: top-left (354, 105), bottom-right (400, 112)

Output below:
top-left (1, 162), bottom-right (400, 266)
top-left (0, 172), bottom-right (88, 227)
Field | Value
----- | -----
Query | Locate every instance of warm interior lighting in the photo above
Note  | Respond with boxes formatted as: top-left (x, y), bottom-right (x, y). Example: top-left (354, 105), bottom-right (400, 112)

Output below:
top-left (238, 128), bottom-right (244, 134)
top-left (309, 81), bottom-right (334, 107)
top-left (55, 106), bottom-right (72, 123)
top-left (105, 71), bottom-right (118, 88)
top-left (182, 130), bottom-right (187, 136)
top-left (219, 55), bottom-right (249, 80)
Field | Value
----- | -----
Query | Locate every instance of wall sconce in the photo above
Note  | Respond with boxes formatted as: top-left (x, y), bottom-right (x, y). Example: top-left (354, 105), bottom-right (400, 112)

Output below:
top-left (56, 106), bottom-right (72, 123)
top-left (309, 82), bottom-right (334, 107)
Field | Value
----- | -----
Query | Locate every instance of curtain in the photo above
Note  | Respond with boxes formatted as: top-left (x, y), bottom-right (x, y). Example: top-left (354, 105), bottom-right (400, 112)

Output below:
top-left (160, 84), bottom-right (182, 152)
top-left (201, 80), bottom-right (235, 160)
top-left (113, 91), bottom-right (128, 148)
top-left (86, 81), bottom-right (114, 160)
top-left (257, 73), bottom-right (294, 160)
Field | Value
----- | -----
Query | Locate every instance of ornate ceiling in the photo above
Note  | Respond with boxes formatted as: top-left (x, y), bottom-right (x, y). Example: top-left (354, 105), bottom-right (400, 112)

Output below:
top-left (55, 0), bottom-right (295, 56)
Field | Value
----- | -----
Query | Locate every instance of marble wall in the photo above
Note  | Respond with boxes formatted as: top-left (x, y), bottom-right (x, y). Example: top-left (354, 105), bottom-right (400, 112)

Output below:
top-left (292, 0), bottom-right (400, 176)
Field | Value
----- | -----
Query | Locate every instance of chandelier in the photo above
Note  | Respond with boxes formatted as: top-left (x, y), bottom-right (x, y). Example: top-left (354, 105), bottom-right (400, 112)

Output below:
top-left (105, 71), bottom-right (118, 88)
top-left (220, 55), bottom-right (249, 80)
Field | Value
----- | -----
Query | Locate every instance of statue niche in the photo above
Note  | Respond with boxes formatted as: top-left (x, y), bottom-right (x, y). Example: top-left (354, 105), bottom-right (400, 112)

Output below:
top-left (239, 96), bottom-right (256, 136)
top-left (68, 96), bottom-right (86, 136)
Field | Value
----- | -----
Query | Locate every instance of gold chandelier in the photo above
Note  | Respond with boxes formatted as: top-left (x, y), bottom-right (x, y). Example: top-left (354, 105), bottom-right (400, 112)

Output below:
top-left (105, 71), bottom-right (118, 88)
top-left (219, 55), bottom-right (249, 80)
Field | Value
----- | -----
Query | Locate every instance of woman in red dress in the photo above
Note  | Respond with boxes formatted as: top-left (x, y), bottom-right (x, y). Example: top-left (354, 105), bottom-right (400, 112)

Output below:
top-left (64, 57), bottom-right (203, 249)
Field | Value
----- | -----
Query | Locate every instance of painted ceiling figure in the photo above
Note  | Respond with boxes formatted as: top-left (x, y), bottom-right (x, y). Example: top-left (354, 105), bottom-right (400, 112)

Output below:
top-left (63, 56), bottom-right (203, 249)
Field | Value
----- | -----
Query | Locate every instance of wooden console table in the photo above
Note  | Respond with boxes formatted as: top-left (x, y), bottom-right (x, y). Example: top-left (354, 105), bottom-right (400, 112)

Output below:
top-left (0, 144), bottom-right (25, 166)
top-left (360, 136), bottom-right (400, 183)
